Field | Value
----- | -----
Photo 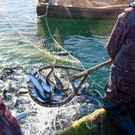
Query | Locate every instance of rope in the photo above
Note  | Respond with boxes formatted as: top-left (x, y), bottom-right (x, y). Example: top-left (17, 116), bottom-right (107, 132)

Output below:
top-left (43, 0), bottom-right (80, 63)
top-left (43, 0), bottom-right (109, 99)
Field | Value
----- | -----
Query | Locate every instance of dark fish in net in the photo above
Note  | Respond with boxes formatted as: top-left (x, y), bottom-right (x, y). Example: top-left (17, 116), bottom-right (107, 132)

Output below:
top-left (27, 65), bottom-right (87, 107)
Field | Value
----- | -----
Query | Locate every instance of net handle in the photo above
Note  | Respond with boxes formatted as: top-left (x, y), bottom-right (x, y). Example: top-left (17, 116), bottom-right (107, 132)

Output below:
top-left (72, 59), bottom-right (111, 81)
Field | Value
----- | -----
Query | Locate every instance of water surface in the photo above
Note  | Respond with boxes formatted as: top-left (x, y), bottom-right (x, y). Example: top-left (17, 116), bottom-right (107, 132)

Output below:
top-left (0, 1), bottom-right (115, 134)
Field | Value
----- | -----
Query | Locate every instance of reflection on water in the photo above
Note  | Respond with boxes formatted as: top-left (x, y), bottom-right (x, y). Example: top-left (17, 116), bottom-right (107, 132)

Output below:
top-left (37, 16), bottom-right (114, 38)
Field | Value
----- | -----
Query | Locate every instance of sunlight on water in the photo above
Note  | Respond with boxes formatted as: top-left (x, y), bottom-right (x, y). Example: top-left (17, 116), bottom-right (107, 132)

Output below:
top-left (0, 0), bottom-right (41, 67)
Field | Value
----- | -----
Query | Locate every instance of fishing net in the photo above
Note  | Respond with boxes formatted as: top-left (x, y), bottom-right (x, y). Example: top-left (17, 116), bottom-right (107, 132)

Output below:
top-left (0, 0), bottom-right (111, 134)
top-left (37, 38), bottom-right (81, 66)
top-left (28, 64), bottom-right (91, 107)
top-left (0, 63), bottom-right (99, 134)
top-left (20, 0), bottom-right (93, 107)
top-left (2, 15), bottom-right (99, 135)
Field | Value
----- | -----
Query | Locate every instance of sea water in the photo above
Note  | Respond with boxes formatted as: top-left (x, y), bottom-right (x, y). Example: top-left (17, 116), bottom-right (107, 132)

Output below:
top-left (0, 0), bottom-right (114, 134)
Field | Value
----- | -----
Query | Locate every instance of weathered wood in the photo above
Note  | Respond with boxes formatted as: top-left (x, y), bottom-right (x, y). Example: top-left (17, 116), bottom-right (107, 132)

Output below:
top-left (55, 108), bottom-right (120, 135)
top-left (37, 3), bottom-right (128, 19)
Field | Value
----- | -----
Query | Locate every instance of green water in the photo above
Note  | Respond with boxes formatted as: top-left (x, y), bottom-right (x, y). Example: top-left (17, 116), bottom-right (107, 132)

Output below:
top-left (38, 17), bottom-right (114, 41)
top-left (0, 0), bottom-right (114, 97)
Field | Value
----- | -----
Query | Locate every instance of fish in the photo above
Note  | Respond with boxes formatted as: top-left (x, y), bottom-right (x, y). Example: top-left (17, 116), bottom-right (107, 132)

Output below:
top-left (74, 80), bottom-right (80, 89)
top-left (54, 74), bottom-right (65, 96)
top-left (54, 73), bottom-right (63, 90)
top-left (16, 112), bottom-right (28, 122)
top-left (0, 80), bottom-right (4, 89)
top-left (40, 76), bottom-right (52, 94)
top-left (27, 73), bottom-right (51, 100)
